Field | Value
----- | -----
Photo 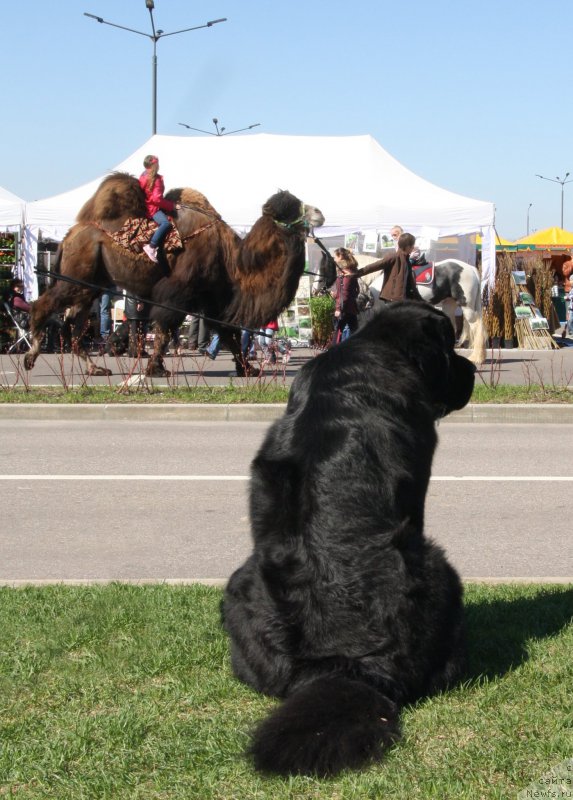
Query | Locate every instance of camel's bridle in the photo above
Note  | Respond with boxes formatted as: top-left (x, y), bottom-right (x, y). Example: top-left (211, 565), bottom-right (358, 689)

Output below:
top-left (272, 202), bottom-right (311, 230)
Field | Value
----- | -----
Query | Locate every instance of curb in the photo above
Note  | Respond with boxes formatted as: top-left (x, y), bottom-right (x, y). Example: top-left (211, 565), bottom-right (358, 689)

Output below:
top-left (1, 577), bottom-right (571, 588)
top-left (0, 402), bottom-right (573, 423)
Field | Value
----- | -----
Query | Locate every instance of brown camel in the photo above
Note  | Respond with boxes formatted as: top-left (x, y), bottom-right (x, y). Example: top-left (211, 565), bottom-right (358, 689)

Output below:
top-left (24, 173), bottom-right (325, 376)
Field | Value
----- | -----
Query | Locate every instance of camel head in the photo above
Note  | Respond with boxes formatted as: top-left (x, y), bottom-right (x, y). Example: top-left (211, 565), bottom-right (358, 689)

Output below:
top-left (262, 190), bottom-right (325, 232)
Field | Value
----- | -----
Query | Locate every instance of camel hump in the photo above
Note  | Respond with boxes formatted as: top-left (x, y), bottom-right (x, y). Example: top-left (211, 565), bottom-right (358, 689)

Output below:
top-left (175, 187), bottom-right (222, 219)
top-left (77, 172), bottom-right (147, 223)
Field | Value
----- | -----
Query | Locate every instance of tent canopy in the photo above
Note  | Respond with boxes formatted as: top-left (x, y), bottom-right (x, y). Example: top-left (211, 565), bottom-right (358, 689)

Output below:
top-left (0, 184), bottom-right (24, 229)
top-left (25, 133), bottom-right (494, 239)
top-left (514, 226), bottom-right (573, 247)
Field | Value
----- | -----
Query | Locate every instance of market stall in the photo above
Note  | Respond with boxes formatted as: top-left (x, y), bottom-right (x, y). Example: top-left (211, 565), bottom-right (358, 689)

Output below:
top-left (0, 185), bottom-right (25, 351)
top-left (23, 133), bottom-right (496, 317)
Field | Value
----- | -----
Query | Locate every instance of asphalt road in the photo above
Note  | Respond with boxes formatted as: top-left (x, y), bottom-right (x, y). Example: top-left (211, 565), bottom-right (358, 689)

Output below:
top-left (1, 419), bottom-right (571, 584)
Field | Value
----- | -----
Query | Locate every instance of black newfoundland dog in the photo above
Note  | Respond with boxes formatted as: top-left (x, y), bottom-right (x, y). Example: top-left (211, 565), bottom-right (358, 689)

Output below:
top-left (222, 301), bottom-right (475, 777)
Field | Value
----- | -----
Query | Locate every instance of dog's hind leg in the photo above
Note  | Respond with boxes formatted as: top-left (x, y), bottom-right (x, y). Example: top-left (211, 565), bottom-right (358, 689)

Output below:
top-left (223, 558), bottom-right (294, 697)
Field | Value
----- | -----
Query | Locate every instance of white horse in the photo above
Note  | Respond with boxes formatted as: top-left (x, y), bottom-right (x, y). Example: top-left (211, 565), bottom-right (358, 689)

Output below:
top-left (364, 258), bottom-right (486, 365)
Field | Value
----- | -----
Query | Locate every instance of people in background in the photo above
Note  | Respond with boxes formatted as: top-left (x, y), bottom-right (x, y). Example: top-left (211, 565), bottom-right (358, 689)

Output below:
top-left (564, 283), bottom-right (573, 339)
top-left (8, 279), bottom-right (30, 314)
top-left (205, 328), bottom-right (254, 361)
top-left (188, 316), bottom-right (211, 354)
top-left (257, 319), bottom-right (279, 364)
top-left (99, 291), bottom-right (112, 349)
top-left (389, 225), bottom-right (404, 249)
top-left (139, 155), bottom-right (180, 263)
top-left (330, 248), bottom-right (359, 345)
top-left (562, 252), bottom-right (573, 294)
top-left (124, 295), bottom-right (151, 358)
top-left (356, 232), bottom-right (422, 303)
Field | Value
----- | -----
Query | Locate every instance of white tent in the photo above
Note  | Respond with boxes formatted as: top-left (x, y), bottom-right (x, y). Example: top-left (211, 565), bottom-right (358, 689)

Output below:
top-left (0, 185), bottom-right (25, 292)
top-left (0, 184), bottom-right (24, 230)
top-left (24, 133), bottom-right (496, 296)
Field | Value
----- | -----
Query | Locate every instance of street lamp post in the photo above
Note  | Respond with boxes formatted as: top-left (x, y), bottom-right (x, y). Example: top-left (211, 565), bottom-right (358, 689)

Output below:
top-left (535, 173), bottom-right (573, 229)
top-left (178, 119), bottom-right (261, 136)
top-left (527, 203), bottom-right (533, 235)
top-left (84, 1), bottom-right (226, 135)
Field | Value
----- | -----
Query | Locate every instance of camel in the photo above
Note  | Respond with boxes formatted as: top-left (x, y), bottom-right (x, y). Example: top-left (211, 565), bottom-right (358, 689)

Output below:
top-left (24, 173), bottom-right (325, 376)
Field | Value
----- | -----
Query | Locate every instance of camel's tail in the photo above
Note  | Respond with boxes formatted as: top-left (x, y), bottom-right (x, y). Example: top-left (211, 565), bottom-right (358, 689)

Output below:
top-left (249, 676), bottom-right (401, 777)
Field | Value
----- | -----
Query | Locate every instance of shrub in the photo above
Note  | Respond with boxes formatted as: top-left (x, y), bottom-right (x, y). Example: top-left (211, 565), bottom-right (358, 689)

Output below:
top-left (309, 294), bottom-right (335, 347)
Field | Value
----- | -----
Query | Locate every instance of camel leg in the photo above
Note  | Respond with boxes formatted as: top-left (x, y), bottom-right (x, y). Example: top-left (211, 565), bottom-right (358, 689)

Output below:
top-left (227, 331), bottom-right (260, 378)
top-left (24, 284), bottom-right (95, 371)
top-left (146, 323), bottom-right (171, 377)
top-left (23, 293), bottom-right (51, 370)
top-left (61, 305), bottom-right (112, 377)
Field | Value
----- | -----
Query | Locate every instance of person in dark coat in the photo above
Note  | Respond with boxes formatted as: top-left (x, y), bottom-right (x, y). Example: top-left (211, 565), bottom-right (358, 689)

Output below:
top-left (356, 232), bottom-right (422, 303)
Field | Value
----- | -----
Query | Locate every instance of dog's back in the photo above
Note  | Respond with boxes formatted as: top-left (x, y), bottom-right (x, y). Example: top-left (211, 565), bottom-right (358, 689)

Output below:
top-left (223, 302), bottom-right (475, 776)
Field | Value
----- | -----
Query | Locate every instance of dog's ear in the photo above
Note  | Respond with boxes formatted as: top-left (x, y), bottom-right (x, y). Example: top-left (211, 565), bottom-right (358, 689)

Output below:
top-left (405, 309), bottom-right (474, 414)
top-left (405, 312), bottom-right (452, 397)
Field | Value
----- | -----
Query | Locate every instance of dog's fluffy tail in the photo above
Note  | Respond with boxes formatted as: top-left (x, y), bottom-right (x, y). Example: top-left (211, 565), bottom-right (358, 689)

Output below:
top-left (249, 676), bottom-right (401, 777)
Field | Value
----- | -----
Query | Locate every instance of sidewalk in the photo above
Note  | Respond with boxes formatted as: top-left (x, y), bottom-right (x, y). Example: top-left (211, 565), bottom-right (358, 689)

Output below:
top-left (0, 401), bottom-right (573, 423)
top-left (2, 340), bottom-right (573, 387)
top-left (1, 343), bottom-right (573, 425)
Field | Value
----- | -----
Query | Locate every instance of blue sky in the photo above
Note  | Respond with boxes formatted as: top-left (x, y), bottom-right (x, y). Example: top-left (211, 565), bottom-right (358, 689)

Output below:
top-left (3, 0), bottom-right (572, 239)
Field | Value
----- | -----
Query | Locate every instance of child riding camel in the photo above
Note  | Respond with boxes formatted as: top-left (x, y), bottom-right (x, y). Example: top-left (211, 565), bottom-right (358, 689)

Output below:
top-left (139, 155), bottom-right (180, 262)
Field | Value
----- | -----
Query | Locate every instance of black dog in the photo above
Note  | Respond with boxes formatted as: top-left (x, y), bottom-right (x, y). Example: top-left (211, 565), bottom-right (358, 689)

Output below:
top-left (222, 301), bottom-right (475, 777)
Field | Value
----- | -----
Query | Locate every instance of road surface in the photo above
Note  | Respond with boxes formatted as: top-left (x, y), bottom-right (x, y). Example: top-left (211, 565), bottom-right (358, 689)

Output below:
top-left (1, 419), bottom-right (570, 584)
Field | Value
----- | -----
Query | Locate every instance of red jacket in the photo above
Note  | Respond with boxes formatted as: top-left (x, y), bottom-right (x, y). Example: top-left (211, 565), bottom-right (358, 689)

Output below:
top-left (139, 171), bottom-right (175, 218)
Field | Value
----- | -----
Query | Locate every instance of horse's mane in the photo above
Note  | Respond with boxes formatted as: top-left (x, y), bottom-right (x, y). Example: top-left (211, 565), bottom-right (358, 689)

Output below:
top-left (76, 172), bottom-right (147, 223)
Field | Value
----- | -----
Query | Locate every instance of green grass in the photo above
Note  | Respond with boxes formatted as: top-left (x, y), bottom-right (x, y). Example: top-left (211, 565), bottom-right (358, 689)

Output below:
top-left (471, 384), bottom-right (573, 403)
top-left (1, 583), bottom-right (571, 799)
top-left (0, 385), bottom-right (292, 404)
top-left (1, 383), bottom-right (573, 404)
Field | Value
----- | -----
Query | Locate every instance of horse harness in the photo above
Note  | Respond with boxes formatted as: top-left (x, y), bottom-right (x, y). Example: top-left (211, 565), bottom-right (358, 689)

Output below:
top-left (412, 261), bottom-right (435, 287)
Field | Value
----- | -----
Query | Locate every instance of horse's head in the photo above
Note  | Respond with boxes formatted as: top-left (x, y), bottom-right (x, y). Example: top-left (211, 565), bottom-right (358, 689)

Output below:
top-left (262, 190), bottom-right (325, 232)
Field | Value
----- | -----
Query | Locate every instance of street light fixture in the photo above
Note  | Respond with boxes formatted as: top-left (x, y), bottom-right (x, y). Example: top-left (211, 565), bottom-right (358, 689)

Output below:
top-left (178, 119), bottom-right (261, 136)
top-left (84, 2), bottom-right (227, 135)
top-left (527, 203), bottom-right (533, 235)
top-left (535, 173), bottom-right (573, 229)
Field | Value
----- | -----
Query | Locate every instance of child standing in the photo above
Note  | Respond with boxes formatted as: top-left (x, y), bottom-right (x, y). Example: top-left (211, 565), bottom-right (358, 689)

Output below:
top-left (330, 247), bottom-right (359, 345)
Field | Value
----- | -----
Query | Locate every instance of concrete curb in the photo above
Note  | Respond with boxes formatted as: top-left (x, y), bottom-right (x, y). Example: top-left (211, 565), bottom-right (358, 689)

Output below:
top-left (1, 402), bottom-right (573, 423)
top-left (1, 577), bottom-right (571, 587)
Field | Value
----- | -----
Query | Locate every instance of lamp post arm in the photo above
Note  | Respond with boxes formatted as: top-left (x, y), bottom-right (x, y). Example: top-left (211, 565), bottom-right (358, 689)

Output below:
top-left (178, 123), bottom-right (218, 135)
top-left (160, 18), bottom-right (227, 38)
top-left (83, 13), bottom-right (151, 39)
top-left (221, 124), bottom-right (261, 135)
top-left (147, 5), bottom-right (157, 39)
